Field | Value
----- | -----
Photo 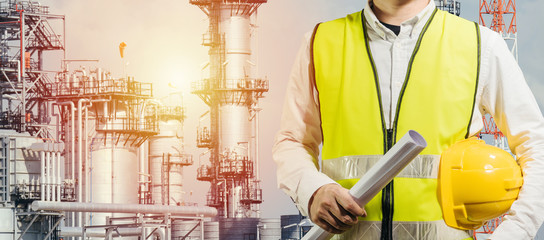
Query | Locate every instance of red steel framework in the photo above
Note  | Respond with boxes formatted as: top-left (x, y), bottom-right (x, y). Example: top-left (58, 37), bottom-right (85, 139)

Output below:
top-left (479, 0), bottom-right (517, 35)
top-left (475, 116), bottom-right (508, 238)
top-left (476, 115), bottom-right (505, 141)
top-left (479, 0), bottom-right (518, 60)
top-left (475, 2), bottom-right (517, 238)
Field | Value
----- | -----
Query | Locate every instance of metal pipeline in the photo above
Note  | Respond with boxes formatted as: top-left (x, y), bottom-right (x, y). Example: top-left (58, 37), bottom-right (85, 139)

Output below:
top-left (55, 101), bottom-right (75, 228)
top-left (31, 201), bottom-right (218, 217)
top-left (56, 101), bottom-right (75, 178)
top-left (50, 151), bottom-right (55, 202)
top-left (51, 103), bottom-right (61, 198)
top-left (46, 151), bottom-right (51, 201)
top-left (84, 103), bottom-right (90, 226)
top-left (30, 143), bottom-right (64, 202)
top-left (56, 151), bottom-right (61, 202)
top-left (77, 98), bottom-right (90, 227)
top-left (139, 99), bottom-right (160, 199)
top-left (60, 226), bottom-right (142, 238)
top-left (51, 151), bottom-right (56, 202)
top-left (302, 130), bottom-right (427, 240)
top-left (40, 151), bottom-right (45, 201)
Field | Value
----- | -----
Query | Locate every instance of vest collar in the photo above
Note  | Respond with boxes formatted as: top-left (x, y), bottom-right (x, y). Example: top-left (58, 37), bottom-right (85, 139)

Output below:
top-left (364, 0), bottom-right (437, 39)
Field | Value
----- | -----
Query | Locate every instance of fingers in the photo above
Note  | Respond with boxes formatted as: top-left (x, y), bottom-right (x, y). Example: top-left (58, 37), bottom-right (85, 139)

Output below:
top-left (309, 183), bottom-right (366, 234)
top-left (315, 217), bottom-right (343, 234)
top-left (335, 191), bottom-right (366, 218)
top-left (313, 205), bottom-right (351, 234)
top-left (328, 198), bottom-right (358, 227)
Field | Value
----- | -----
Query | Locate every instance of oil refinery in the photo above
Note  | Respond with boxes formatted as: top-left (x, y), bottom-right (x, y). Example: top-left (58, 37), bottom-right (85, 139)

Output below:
top-left (0, 0), bottom-right (283, 239)
top-left (0, 0), bottom-right (311, 238)
top-left (0, 0), bottom-right (538, 239)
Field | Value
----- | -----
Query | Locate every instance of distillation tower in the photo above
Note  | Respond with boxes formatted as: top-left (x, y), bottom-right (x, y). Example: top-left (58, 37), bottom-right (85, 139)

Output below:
top-left (148, 105), bottom-right (193, 206)
top-left (190, 0), bottom-right (268, 221)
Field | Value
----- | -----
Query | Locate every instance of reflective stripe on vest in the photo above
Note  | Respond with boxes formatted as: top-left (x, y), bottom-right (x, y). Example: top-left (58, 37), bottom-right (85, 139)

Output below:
top-left (312, 7), bottom-right (480, 225)
top-left (329, 220), bottom-right (473, 240)
top-left (324, 155), bottom-right (442, 222)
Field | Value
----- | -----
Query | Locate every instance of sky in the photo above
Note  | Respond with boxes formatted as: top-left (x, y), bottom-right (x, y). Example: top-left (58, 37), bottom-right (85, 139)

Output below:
top-left (38, 0), bottom-right (544, 219)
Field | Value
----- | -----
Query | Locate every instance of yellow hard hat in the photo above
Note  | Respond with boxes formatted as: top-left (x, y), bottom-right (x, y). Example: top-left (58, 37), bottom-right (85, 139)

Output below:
top-left (437, 138), bottom-right (523, 230)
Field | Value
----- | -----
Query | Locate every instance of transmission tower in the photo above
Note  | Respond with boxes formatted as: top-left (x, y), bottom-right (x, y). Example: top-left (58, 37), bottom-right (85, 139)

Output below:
top-left (480, 0), bottom-right (518, 61)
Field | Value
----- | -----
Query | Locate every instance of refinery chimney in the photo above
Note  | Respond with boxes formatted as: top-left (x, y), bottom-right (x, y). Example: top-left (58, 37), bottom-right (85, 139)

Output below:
top-left (190, 0), bottom-right (268, 219)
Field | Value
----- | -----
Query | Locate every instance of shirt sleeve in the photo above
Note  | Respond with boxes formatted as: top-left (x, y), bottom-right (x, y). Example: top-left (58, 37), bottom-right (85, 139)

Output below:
top-left (272, 32), bottom-right (338, 216)
top-left (479, 27), bottom-right (544, 240)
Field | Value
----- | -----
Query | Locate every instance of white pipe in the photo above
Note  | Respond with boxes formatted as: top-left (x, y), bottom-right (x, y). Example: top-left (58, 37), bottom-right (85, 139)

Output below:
top-left (303, 130), bottom-right (427, 240)
top-left (57, 101), bottom-right (75, 228)
top-left (32, 201), bottom-right (218, 217)
top-left (60, 226), bottom-right (142, 238)
top-left (46, 151), bottom-right (51, 201)
top-left (77, 99), bottom-right (89, 227)
top-left (255, 106), bottom-right (260, 181)
top-left (57, 102), bottom-right (75, 180)
top-left (51, 150), bottom-right (55, 202)
top-left (139, 99), bottom-right (160, 200)
top-left (40, 151), bottom-right (45, 201)
top-left (84, 104), bottom-right (89, 226)
top-left (56, 151), bottom-right (61, 202)
top-left (52, 103), bottom-right (61, 149)
top-left (54, 150), bottom-right (58, 202)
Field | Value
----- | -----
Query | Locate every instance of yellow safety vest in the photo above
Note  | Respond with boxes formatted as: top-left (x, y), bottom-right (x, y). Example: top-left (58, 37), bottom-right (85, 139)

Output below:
top-left (312, 8), bottom-right (479, 239)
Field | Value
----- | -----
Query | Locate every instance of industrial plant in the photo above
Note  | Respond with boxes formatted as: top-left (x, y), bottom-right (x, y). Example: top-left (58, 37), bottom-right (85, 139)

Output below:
top-left (0, 0), bottom-right (525, 239)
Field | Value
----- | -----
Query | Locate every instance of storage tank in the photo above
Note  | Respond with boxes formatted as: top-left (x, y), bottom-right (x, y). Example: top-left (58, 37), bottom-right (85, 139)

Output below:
top-left (89, 139), bottom-right (138, 224)
top-left (89, 104), bottom-right (139, 225)
top-left (219, 217), bottom-right (259, 240)
top-left (172, 220), bottom-right (202, 240)
top-left (259, 218), bottom-right (280, 240)
top-left (204, 221), bottom-right (219, 240)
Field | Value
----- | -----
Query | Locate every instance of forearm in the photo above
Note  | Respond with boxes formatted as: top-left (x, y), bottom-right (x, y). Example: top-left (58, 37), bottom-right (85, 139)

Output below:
top-left (273, 32), bottom-right (336, 216)
top-left (273, 139), bottom-right (337, 216)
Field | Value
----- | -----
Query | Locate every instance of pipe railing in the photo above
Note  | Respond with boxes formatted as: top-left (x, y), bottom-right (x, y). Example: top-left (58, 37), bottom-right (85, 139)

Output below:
top-left (31, 201), bottom-right (218, 217)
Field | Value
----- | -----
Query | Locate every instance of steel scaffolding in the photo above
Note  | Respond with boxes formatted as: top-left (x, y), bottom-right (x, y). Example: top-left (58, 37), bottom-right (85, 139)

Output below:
top-left (0, 0), bottom-right (65, 138)
top-left (480, 0), bottom-right (518, 61)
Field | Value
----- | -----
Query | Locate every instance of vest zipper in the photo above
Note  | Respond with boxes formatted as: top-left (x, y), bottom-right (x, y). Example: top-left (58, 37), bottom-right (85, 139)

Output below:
top-left (360, 9), bottom-right (439, 240)
top-left (386, 128), bottom-right (394, 150)
top-left (381, 129), bottom-right (394, 240)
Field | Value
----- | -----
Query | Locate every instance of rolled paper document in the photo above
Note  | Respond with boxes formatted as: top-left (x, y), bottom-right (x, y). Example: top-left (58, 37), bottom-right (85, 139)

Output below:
top-left (302, 130), bottom-right (427, 240)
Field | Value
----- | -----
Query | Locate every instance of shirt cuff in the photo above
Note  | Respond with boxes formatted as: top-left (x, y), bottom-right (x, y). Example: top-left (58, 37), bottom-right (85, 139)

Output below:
top-left (296, 170), bottom-right (338, 216)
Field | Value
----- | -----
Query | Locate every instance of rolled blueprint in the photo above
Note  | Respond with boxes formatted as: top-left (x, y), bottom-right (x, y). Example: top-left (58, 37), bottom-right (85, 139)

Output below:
top-left (302, 130), bottom-right (427, 240)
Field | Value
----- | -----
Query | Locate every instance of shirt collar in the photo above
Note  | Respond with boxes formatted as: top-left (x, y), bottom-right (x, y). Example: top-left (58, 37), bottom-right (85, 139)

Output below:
top-left (363, 0), bottom-right (436, 39)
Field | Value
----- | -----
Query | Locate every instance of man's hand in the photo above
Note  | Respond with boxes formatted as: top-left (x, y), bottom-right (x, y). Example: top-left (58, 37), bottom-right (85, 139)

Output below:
top-left (308, 183), bottom-right (366, 234)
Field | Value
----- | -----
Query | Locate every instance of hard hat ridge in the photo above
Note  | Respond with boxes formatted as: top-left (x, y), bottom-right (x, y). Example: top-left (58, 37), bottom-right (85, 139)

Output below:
top-left (438, 138), bottom-right (523, 230)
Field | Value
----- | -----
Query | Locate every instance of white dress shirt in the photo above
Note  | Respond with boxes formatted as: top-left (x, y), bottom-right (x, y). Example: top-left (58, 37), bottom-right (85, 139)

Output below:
top-left (272, 1), bottom-right (544, 239)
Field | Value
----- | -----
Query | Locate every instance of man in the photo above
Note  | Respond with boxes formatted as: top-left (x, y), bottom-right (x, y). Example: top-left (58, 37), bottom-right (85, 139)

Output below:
top-left (273, 0), bottom-right (544, 239)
